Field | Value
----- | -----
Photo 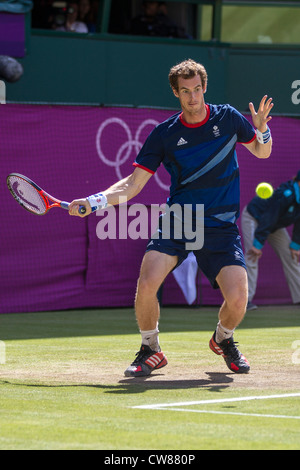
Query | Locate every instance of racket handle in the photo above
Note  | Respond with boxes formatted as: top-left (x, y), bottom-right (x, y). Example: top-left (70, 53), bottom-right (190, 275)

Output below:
top-left (61, 201), bottom-right (86, 215)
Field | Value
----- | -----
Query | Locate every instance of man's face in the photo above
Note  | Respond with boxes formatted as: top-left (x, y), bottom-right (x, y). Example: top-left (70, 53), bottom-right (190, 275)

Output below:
top-left (173, 75), bottom-right (206, 116)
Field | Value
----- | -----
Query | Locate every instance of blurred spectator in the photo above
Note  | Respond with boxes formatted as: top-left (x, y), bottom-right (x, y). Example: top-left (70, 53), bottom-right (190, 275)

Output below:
top-left (78, 0), bottom-right (97, 32)
top-left (55, 1), bottom-right (88, 33)
top-left (241, 171), bottom-right (300, 310)
top-left (129, 1), bottom-right (189, 39)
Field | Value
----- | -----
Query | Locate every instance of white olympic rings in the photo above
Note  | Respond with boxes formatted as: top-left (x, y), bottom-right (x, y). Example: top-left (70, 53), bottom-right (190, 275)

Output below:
top-left (96, 117), bottom-right (169, 191)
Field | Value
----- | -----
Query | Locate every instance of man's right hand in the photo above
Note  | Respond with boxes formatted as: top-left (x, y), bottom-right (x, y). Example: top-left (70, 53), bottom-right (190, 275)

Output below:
top-left (290, 248), bottom-right (300, 263)
top-left (68, 199), bottom-right (92, 218)
top-left (247, 246), bottom-right (263, 262)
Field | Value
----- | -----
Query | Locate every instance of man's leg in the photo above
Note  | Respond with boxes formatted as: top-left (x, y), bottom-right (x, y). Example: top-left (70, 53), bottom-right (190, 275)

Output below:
top-left (217, 265), bottom-right (248, 332)
top-left (209, 265), bottom-right (250, 374)
top-left (135, 250), bottom-right (179, 329)
top-left (134, 251), bottom-right (175, 328)
top-left (125, 250), bottom-right (178, 377)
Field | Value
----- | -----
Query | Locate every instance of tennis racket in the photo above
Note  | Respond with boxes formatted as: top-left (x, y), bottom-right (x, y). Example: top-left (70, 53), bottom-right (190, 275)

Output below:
top-left (7, 173), bottom-right (86, 216)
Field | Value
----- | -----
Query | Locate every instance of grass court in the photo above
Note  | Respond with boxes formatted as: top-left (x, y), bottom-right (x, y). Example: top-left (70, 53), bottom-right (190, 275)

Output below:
top-left (0, 306), bottom-right (299, 450)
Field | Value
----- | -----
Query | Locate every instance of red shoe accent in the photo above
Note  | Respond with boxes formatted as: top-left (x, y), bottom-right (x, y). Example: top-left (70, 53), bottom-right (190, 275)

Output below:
top-left (209, 337), bottom-right (225, 357)
top-left (145, 352), bottom-right (167, 370)
top-left (125, 345), bottom-right (168, 377)
top-left (209, 333), bottom-right (250, 374)
top-left (156, 357), bottom-right (168, 369)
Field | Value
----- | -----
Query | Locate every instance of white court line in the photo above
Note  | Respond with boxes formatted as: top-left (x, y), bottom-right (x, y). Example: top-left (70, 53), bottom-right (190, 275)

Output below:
top-left (133, 393), bottom-right (300, 420)
top-left (147, 408), bottom-right (300, 420)
top-left (133, 392), bottom-right (300, 409)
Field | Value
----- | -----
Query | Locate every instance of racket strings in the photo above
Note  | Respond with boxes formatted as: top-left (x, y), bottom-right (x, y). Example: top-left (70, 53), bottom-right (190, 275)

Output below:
top-left (8, 176), bottom-right (47, 215)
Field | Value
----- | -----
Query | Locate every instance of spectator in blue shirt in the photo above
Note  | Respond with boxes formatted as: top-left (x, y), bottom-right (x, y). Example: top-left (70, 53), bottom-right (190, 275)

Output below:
top-left (242, 171), bottom-right (300, 310)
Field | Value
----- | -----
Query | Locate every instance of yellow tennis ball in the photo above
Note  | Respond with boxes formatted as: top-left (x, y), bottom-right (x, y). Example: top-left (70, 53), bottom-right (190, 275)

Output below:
top-left (255, 182), bottom-right (274, 199)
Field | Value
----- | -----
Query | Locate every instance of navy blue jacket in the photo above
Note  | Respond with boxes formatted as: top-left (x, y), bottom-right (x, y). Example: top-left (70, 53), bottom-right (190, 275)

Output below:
top-left (246, 180), bottom-right (300, 250)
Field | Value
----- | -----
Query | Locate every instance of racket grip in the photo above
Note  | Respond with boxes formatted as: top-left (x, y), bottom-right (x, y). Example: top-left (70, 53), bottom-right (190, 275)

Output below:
top-left (61, 201), bottom-right (86, 215)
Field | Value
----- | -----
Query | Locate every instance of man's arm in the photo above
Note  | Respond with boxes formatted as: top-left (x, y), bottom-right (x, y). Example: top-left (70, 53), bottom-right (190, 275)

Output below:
top-left (68, 167), bottom-right (153, 217)
top-left (102, 167), bottom-right (153, 205)
top-left (242, 95), bottom-right (274, 159)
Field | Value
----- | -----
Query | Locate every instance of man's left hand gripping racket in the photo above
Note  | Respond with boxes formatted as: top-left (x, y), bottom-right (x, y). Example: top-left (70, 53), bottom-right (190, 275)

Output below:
top-left (7, 173), bottom-right (86, 216)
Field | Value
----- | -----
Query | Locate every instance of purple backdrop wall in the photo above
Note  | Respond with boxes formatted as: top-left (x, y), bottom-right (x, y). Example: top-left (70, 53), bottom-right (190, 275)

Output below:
top-left (1, 104), bottom-right (299, 313)
top-left (0, 13), bottom-right (25, 57)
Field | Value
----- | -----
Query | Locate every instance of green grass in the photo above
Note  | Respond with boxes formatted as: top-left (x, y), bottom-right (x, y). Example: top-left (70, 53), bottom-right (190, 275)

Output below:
top-left (0, 306), bottom-right (300, 450)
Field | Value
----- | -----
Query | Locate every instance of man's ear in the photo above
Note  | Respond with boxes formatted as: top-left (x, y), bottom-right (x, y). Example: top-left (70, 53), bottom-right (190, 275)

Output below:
top-left (172, 87), bottom-right (179, 98)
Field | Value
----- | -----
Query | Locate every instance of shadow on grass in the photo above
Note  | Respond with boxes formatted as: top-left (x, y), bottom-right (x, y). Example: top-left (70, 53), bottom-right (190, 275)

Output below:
top-left (109, 372), bottom-right (234, 394)
top-left (0, 372), bottom-right (234, 394)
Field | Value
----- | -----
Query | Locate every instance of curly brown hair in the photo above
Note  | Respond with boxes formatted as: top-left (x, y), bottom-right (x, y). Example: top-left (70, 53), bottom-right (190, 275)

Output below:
top-left (168, 59), bottom-right (208, 92)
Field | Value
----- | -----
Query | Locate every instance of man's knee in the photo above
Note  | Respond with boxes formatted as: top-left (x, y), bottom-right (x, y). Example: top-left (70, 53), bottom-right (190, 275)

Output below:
top-left (137, 273), bottom-right (160, 296)
top-left (226, 291), bottom-right (248, 314)
top-left (136, 251), bottom-right (178, 297)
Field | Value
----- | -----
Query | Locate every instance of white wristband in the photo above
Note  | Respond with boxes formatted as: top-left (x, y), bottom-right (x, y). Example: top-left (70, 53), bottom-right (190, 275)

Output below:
top-left (256, 126), bottom-right (271, 144)
top-left (87, 193), bottom-right (108, 212)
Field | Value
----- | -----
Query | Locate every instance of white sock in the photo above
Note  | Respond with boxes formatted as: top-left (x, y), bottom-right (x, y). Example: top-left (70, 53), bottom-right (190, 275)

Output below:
top-left (141, 326), bottom-right (160, 352)
top-left (215, 321), bottom-right (235, 344)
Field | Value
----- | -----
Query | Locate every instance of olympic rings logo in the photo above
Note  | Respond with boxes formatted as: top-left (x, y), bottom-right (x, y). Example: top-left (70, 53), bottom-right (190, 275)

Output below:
top-left (96, 117), bottom-right (169, 191)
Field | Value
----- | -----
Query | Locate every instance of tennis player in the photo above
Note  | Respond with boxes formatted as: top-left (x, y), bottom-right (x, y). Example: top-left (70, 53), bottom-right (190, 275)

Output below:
top-left (69, 59), bottom-right (273, 376)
